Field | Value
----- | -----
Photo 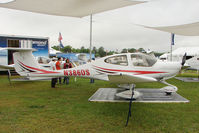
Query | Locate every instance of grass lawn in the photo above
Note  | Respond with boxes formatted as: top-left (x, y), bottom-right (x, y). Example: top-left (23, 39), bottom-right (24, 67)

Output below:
top-left (0, 73), bottom-right (199, 133)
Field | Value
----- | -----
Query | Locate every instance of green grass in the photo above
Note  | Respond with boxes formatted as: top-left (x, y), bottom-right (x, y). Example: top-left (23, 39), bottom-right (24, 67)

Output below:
top-left (0, 74), bottom-right (199, 133)
top-left (177, 70), bottom-right (199, 77)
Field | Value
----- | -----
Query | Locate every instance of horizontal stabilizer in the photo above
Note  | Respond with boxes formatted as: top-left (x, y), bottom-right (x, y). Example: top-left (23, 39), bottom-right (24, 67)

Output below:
top-left (108, 73), bottom-right (157, 84)
top-left (0, 47), bottom-right (36, 51)
top-left (0, 64), bottom-right (15, 70)
top-left (28, 77), bottom-right (52, 80)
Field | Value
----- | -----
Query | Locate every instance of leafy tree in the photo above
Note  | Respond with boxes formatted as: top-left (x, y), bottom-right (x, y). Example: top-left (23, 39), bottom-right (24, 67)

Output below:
top-left (85, 48), bottom-right (90, 53)
top-left (72, 48), bottom-right (80, 53)
top-left (107, 51), bottom-right (114, 55)
top-left (79, 46), bottom-right (90, 53)
top-left (98, 47), bottom-right (106, 57)
top-left (71, 48), bottom-right (76, 53)
top-left (92, 46), bottom-right (98, 54)
top-left (128, 48), bottom-right (136, 53)
top-left (62, 45), bottom-right (72, 53)
top-left (52, 45), bottom-right (155, 58)
top-left (138, 48), bottom-right (146, 53)
top-left (51, 45), bottom-right (60, 51)
top-left (95, 53), bottom-right (100, 57)
top-left (80, 46), bottom-right (85, 53)
top-left (121, 48), bottom-right (128, 53)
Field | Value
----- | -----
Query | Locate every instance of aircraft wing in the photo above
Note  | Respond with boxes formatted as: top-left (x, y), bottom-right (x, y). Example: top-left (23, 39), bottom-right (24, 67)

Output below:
top-left (0, 47), bottom-right (36, 51)
top-left (108, 73), bottom-right (157, 84)
top-left (0, 0), bottom-right (145, 17)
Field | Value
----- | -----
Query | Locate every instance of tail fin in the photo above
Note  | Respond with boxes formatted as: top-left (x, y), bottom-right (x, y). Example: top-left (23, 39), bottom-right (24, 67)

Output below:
top-left (13, 50), bottom-right (46, 76)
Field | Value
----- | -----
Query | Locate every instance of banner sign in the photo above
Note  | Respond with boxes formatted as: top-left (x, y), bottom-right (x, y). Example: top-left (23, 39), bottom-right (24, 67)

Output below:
top-left (32, 39), bottom-right (49, 57)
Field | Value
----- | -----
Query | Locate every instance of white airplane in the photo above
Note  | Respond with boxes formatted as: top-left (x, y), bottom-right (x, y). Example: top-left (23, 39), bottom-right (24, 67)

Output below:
top-left (12, 48), bottom-right (184, 94)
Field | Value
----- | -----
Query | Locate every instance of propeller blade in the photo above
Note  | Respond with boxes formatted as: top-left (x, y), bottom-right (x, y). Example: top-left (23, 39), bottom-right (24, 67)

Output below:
top-left (181, 53), bottom-right (187, 66)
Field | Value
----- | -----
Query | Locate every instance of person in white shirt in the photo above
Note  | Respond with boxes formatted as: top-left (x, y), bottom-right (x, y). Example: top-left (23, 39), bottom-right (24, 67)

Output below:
top-left (50, 58), bottom-right (57, 88)
top-left (49, 58), bottom-right (56, 70)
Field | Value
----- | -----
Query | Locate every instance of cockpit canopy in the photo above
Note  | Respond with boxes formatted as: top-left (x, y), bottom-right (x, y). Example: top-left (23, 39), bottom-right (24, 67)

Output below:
top-left (104, 53), bottom-right (157, 67)
top-left (131, 53), bottom-right (157, 67)
top-left (104, 55), bottom-right (128, 66)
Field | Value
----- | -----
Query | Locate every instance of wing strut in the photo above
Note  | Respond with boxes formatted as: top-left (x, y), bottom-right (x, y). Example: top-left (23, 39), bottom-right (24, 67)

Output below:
top-left (125, 84), bottom-right (135, 126)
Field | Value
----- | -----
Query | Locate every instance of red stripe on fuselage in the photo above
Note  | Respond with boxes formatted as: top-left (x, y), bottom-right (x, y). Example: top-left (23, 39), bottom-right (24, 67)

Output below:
top-left (94, 68), bottom-right (116, 74)
top-left (93, 65), bottom-right (167, 75)
top-left (18, 61), bottom-right (60, 74)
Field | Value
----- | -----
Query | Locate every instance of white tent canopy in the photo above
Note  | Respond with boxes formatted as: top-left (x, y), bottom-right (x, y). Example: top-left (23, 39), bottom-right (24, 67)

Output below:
top-left (129, 0), bottom-right (199, 27)
top-left (147, 22), bottom-right (199, 36)
top-left (0, 0), bottom-right (145, 17)
top-left (127, 0), bottom-right (199, 36)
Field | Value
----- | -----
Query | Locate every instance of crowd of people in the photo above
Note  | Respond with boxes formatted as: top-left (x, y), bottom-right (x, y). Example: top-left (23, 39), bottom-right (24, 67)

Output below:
top-left (49, 57), bottom-right (72, 88)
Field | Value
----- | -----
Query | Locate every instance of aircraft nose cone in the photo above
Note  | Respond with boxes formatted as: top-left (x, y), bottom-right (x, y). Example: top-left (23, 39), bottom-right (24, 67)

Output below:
top-left (157, 61), bottom-right (182, 80)
top-left (170, 62), bottom-right (182, 74)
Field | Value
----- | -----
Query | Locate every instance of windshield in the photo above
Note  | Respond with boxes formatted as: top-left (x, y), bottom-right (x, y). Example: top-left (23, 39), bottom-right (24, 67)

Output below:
top-left (131, 54), bottom-right (157, 67)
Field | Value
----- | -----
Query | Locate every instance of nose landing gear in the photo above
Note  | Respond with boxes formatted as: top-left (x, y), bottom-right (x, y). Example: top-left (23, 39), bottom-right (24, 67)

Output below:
top-left (160, 80), bottom-right (178, 95)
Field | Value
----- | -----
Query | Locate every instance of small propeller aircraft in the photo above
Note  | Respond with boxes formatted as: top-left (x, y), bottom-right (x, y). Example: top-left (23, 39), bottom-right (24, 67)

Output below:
top-left (11, 48), bottom-right (184, 93)
top-left (6, 48), bottom-right (185, 126)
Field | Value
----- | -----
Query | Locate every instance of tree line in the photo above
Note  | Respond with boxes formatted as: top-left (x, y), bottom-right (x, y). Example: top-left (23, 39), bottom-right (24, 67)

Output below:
top-left (52, 45), bottom-right (163, 57)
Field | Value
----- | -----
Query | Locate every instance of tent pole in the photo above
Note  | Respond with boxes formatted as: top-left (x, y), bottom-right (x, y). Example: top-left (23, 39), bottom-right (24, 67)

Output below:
top-left (170, 33), bottom-right (172, 61)
top-left (89, 14), bottom-right (93, 61)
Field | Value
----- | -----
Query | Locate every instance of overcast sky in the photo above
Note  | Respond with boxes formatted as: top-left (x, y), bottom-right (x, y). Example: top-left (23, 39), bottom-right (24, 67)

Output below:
top-left (0, 0), bottom-right (199, 53)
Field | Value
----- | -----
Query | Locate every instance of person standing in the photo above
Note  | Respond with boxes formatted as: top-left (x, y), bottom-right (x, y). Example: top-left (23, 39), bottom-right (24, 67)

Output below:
top-left (61, 57), bottom-right (66, 69)
top-left (63, 58), bottom-right (72, 84)
top-left (50, 58), bottom-right (57, 88)
top-left (56, 57), bottom-right (62, 84)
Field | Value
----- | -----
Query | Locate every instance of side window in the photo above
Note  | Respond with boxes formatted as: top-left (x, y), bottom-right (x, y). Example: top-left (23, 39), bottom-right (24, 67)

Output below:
top-left (105, 55), bottom-right (128, 66)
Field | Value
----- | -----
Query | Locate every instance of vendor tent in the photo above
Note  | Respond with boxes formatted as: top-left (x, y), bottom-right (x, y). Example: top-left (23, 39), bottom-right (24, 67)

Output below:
top-left (0, 0), bottom-right (145, 17)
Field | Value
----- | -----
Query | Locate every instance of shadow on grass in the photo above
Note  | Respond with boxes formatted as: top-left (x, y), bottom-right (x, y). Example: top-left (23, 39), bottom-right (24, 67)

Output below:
top-left (28, 105), bottom-right (45, 109)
